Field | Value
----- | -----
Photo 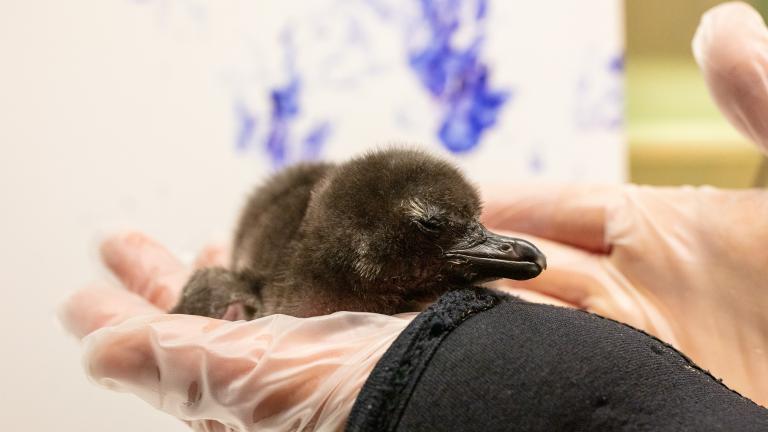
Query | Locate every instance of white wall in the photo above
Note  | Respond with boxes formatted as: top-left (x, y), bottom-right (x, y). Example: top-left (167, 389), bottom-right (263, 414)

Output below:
top-left (0, 0), bottom-right (623, 429)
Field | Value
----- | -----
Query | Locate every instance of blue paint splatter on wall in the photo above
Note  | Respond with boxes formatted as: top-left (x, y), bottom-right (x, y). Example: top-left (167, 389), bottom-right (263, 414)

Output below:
top-left (574, 52), bottom-right (624, 131)
top-left (264, 75), bottom-right (301, 167)
top-left (609, 53), bottom-right (624, 73)
top-left (475, 0), bottom-right (488, 19)
top-left (302, 122), bottom-right (332, 159)
top-left (408, 0), bottom-right (510, 153)
top-left (605, 53), bottom-right (624, 129)
top-left (235, 31), bottom-right (332, 169)
top-left (235, 101), bottom-right (257, 152)
top-left (132, 1), bottom-right (333, 167)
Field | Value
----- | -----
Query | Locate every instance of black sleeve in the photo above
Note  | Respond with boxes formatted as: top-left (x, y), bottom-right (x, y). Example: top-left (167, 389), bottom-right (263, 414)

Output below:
top-left (346, 288), bottom-right (768, 432)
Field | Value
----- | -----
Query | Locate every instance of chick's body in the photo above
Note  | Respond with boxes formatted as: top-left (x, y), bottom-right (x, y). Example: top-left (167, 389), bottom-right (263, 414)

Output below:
top-left (232, 163), bottom-right (335, 316)
top-left (173, 162), bottom-right (336, 319)
top-left (173, 148), bottom-right (546, 320)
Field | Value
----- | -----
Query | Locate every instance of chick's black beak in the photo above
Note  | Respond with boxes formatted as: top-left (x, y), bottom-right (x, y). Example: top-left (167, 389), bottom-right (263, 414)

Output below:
top-left (445, 226), bottom-right (546, 281)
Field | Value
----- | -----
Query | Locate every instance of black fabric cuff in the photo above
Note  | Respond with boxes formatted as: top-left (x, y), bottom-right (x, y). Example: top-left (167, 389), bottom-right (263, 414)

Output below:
top-left (346, 288), bottom-right (768, 432)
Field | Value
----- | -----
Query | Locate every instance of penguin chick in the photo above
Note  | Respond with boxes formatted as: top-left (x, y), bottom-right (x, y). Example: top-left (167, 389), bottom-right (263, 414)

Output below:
top-left (172, 147), bottom-right (546, 319)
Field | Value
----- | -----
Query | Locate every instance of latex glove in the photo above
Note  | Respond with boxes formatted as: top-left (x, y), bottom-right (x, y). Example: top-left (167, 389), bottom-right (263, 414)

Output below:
top-left (60, 233), bottom-right (413, 431)
top-left (483, 185), bottom-right (768, 407)
top-left (693, 1), bottom-right (768, 154)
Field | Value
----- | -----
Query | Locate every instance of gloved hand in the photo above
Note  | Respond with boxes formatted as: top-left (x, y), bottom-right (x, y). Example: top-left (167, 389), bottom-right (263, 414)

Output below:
top-left (483, 186), bottom-right (768, 407)
top-left (481, 4), bottom-right (768, 407)
top-left (59, 233), bottom-right (414, 431)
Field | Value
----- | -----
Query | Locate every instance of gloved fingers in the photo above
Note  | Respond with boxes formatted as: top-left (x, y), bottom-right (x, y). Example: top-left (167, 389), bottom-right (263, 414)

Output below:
top-left (82, 314), bottom-right (241, 424)
top-left (693, 1), bottom-right (768, 153)
top-left (481, 185), bottom-right (620, 254)
top-left (100, 231), bottom-right (189, 311)
top-left (83, 311), bottom-right (411, 430)
top-left (59, 282), bottom-right (163, 339)
top-left (193, 243), bottom-right (230, 269)
top-left (488, 230), bottom-right (609, 309)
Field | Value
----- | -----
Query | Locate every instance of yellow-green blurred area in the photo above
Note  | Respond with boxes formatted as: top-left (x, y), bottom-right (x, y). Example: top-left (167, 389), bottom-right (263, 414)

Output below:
top-left (626, 0), bottom-right (767, 187)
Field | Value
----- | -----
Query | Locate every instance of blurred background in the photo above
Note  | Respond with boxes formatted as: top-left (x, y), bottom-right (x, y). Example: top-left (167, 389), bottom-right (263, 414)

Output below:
top-left (0, 0), bottom-right (764, 430)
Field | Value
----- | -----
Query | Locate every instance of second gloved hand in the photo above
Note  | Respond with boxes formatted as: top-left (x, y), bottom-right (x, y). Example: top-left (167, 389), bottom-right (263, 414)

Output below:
top-left (483, 184), bottom-right (768, 407)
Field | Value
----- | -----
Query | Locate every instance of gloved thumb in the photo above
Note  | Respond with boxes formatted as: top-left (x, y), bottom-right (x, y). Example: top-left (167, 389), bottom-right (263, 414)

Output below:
top-left (693, 1), bottom-right (768, 154)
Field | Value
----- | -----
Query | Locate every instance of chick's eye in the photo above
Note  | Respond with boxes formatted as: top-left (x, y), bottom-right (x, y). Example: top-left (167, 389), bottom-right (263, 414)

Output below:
top-left (415, 217), bottom-right (443, 233)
